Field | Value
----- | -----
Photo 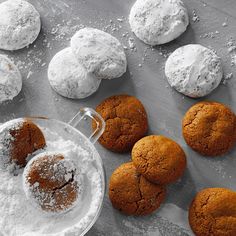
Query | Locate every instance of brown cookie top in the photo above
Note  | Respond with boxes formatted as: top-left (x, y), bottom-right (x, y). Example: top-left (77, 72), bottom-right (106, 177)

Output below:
top-left (189, 188), bottom-right (236, 236)
top-left (109, 162), bottom-right (166, 216)
top-left (132, 135), bottom-right (186, 185)
top-left (182, 101), bottom-right (236, 156)
top-left (24, 153), bottom-right (80, 213)
top-left (1, 119), bottom-right (46, 167)
top-left (93, 94), bottom-right (148, 153)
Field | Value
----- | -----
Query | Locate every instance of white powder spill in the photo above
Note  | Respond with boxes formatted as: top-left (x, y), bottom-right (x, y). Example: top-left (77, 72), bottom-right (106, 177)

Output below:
top-left (0, 125), bottom-right (103, 236)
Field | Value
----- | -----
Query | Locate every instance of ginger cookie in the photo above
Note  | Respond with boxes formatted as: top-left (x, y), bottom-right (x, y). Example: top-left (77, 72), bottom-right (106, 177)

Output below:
top-left (23, 152), bottom-right (83, 213)
top-left (183, 101), bottom-right (236, 156)
top-left (132, 135), bottom-right (186, 185)
top-left (109, 162), bottom-right (166, 215)
top-left (189, 188), bottom-right (236, 236)
top-left (0, 119), bottom-right (46, 167)
top-left (93, 94), bottom-right (148, 152)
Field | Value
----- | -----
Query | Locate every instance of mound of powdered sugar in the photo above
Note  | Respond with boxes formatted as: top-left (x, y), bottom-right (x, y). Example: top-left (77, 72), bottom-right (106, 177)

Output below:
top-left (165, 44), bottom-right (223, 98)
top-left (129, 0), bottom-right (189, 45)
top-left (0, 0), bottom-right (41, 51)
top-left (71, 27), bottom-right (127, 79)
top-left (0, 55), bottom-right (22, 103)
top-left (0, 126), bottom-right (103, 236)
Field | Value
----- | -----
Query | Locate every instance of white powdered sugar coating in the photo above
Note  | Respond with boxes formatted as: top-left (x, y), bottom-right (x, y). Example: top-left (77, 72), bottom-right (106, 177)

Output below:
top-left (23, 152), bottom-right (83, 214)
top-left (165, 44), bottom-right (223, 98)
top-left (0, 0), bottom-right (41, 51)
top-left (0, 55), bottom-right (22, 103)
top-left (129, 0), bottom-right (189, 45)
top-left (48, 47), bottom-right (101, 99)
top-left (71, 27), bottom-right (127, 79)
top-left (0, 126), bottom-right (103, 236)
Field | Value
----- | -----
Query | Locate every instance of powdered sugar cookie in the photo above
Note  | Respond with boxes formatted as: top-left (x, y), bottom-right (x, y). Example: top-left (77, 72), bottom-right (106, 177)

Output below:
top-left (23, 152), bottom-right (83, 214)
top-left (0, 54), bottom-right (22, 103)
top-left (48, 47), bottom-right (101, 99)
top-left (165, 44), bottom-right (223, 98)
top-left (71, 28), bottom-right (127, 79)
top-left (129, 0), bottom-right (189, 45)
top-left (0, 0), bottom-right (41, 51)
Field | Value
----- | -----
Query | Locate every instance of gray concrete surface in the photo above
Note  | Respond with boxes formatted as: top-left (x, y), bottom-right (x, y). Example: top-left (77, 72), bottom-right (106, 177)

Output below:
top-left (0, 0), bottom-right (236, 235)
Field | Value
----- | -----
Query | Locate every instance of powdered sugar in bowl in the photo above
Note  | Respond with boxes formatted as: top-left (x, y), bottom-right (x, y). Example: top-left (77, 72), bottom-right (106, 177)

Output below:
top-left (0, 108), bottom-right (106, 236)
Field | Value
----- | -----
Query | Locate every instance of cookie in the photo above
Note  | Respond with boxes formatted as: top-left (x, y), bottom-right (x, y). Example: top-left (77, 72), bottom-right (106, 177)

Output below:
top-left (189, 188), bottom-right (236, 236)
top-left (0, 0), bottom-right (41, 50)
top-left (109, 162), bottom-right (166, 215)
top-left (93, 94), bottom-right (148, 152)
top-left (129, 0), bottom-right (189, 45)
top-left (71, 28), bottom-right (127, 79)
top-left (48, 47), bottom-right (101, 99)
top-left (132, 135), bottom-right (186, 185)
top-left (0, 119), bottom-right (46, 167)
top-left (23, 152), bottom-right (83, 213)
top-left (165, 44), bottom-right (223, 98)
top-left (183, 101), bottom-right (236, 156)
top-left (0, 54), bottom-right (22, 103)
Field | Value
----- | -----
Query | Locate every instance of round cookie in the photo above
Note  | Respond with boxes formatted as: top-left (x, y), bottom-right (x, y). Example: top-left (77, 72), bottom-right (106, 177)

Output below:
top-left (93, 94), bottom-right (148, 153)
top-left (132, 135), bottom-right (186, 185)
top-left (23, 152), bottom-right (82, 213)
top-left (0, 54), bottom-right (22, 103)
top-left (48, 47), bottom-right (101, 99)
top-left (0, 0), bottom-right (41, 50)
top-left (165, 44), bottom-right (223, 98)
top-left (109, 162), bottom-right (166, 215)
top-left (129, 0), bottom-right (189, 45)
top-left (189, 188), bottom-right (236, 236)
top-left (182, 101), bottom-right (236, 156)
top-left (0, 119), bottom-right (46, 167)
top-left (71, 28), bottom-right (127, 79)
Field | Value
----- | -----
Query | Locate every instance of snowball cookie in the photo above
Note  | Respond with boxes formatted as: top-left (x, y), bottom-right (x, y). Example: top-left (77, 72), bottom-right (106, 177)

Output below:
top-left (0, 0), bottom-right (41, 50)
top-left (0, 119), bottom-right (46, 167)
top-left (189, 188), bottom-right (236, 236)
top-left (129, 0), bottom-right (189, 45)
top-left (23, 152), bottom-right (83, 213)
top-left (71, 28), bottom-right (127, 79)
top-left (109, 162), bottom-right (166, 215)
top-left (48, 47), bottom-right (101, 99)
top-left (0, 55), bottom-right (22, 103)
top-left (132, 135), bottom-right (186, 185)
top-left (183, 102), bottom-right (236, 156)
top-left (165, 44), bottom-right (223, 98)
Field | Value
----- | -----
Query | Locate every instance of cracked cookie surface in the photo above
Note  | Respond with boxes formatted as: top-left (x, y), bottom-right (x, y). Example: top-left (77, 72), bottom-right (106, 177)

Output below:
top-left (93, 94), bottom-right (148, 152)
top-left (183, 101), bottom-right (236, 156)
top-left (109, 162), bottom-right (166, 215)
top-left (189, 188), bottom-right (236, 236)
top-left (23, 153), bottom-right (81, 213)
top-left (0, 119), bottom-right (46, 167)
top-left (132, 135), bottom-right (186, 185)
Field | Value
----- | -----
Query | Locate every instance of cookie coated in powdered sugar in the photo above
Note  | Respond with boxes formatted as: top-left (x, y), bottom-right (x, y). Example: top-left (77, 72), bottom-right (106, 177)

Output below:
top-left (0, 0), bottom-right (41, 51)
top-left (48, 47), bottom-right (101, 99)
top-left (0, 54), bottom-right (22, 103)
top-left (129, 0), bottom-right (189, 45)
top-left (71, 28), bottom-right (127, 79)
top-left (165, 44), bottom-right (223, 98)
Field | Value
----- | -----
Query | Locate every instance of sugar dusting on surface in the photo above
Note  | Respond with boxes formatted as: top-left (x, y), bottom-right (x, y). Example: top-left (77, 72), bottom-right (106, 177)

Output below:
top-left (0, 126), bottom-right (103, 236)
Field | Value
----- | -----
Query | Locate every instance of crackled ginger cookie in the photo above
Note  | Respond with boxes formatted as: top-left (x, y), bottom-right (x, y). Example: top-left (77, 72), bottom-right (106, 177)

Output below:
top-left (132, 135), bottom-right (186, 185)
top-left (0, 119), bottom-right (46, 167)
top-left (23, 152), bottom-right (83, 213)
top-left (93, 95), bottom-right (148, 152)
top-left (109, 162), bottom-right (166, 215)
top-left (189, 188), bottom-right (236, 236)
top-left (183, 101), bottom-right (236, 156)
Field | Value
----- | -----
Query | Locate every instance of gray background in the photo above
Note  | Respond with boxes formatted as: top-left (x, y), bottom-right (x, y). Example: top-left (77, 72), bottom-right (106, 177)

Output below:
top-left (0, 0), bottom-right (236, 235)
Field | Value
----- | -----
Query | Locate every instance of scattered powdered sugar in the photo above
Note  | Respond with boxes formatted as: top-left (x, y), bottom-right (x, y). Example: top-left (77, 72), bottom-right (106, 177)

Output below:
top-left (0, 125), bottom-right (104, 236)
